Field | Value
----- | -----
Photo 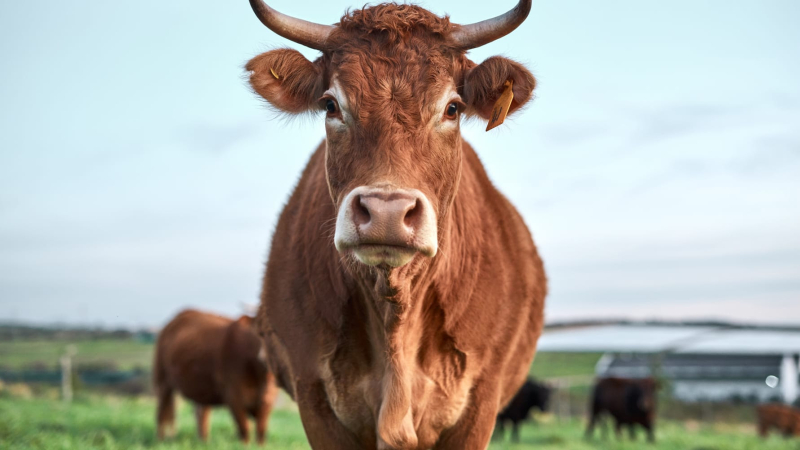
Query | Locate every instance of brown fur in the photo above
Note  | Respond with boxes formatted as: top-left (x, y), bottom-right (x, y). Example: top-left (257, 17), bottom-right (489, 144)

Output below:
top-left (153, 309), bottom-right (278, 444)
top-left (758, 403), bottom-right (800, 438)
top-left (248, 4), bottom-right (546, 449)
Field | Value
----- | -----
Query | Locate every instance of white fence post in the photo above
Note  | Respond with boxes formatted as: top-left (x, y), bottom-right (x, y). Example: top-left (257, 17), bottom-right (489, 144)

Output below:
top-left (557, 380), bottom-right (570, 419)
top-left (781, 354), bottom-right (799, 404)
top-left (61, 345), bottom-right (77, 402)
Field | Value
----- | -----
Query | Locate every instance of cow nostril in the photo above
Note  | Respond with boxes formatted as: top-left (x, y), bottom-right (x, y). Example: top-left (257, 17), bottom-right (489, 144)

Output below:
top-left (354, 195), bottom-right (371, 226)
top-left (403, 199), bottom-right (421, 228)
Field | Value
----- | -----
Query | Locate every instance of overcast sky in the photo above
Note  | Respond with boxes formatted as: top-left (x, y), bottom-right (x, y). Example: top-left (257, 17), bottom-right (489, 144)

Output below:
top-left (1, 1), bottom-right (798, 328)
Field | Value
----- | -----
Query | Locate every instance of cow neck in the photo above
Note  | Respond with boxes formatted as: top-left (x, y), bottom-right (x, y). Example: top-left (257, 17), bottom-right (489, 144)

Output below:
top-left (333, 157), bottom-right (477, 446)
top-left (344, 204), bottom-right (452, 323)
top-left (346, 253), bottom-right (435, 330)
top-left (345, 246), bottom-right (443, 448)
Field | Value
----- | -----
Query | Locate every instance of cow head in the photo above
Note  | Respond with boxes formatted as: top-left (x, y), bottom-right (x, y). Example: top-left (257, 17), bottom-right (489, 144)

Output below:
top-left (531, 382), bottom-right (553, 413)
top-left (519, 379), bottom-right (552, 413)
top-left (228, 315), bottom-right (269, 371)
top-left (632, 379), bottom-right (658, 415)
top-left (247, 1), bottom-right (536, 268)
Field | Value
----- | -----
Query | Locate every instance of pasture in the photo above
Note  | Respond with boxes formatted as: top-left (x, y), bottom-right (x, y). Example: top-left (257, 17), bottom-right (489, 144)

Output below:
top-left (0, 337), bottom-right (600, 375)
top-left (0, 339), bottom-right (153, 370)
top-left (1, 394), bottom-right (797, 450)
top-left (0, 337), bottom-right (793, 449)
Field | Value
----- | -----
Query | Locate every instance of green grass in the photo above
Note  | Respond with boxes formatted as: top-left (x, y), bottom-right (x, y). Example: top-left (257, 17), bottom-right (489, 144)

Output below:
top-left (0, 394), bottom-right (308, 450)
top-left (530, 352), bottom-right (602, 379)
top-left (0, 340), bottom-right (154, 370)
top-left (2, 395), bottom-right (799, 450)
top-left (1, 342), bottom-right (791, 449)
top-left (490, 417), bottom-right (800, 450)
top-left (0, 337), bottom-right (600, 379)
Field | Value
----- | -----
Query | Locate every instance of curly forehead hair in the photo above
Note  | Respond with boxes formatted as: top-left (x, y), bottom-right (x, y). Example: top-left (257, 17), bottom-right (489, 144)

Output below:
top-left (337, 3), bottom-right (453, 39)
top-left (324, 3), bottom-right (468, 89)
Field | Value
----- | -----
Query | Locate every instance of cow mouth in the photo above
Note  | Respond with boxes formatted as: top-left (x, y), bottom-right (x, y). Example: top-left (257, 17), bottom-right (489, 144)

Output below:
top-left (349, 244), bottom-right (419, 268)
top-left (333, 185), bottom-right (439, 267)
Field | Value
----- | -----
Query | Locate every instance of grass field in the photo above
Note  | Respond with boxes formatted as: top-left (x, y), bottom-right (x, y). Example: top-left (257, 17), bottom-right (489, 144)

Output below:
top-left (0, 339), bottom-right (791, 449)
top-left (529, 352), bottom-right (601, 379)
top-left (0, 339), bottom-right (153, 370)
top-left (0, 337), bottom-right (600, 377)
top-left (2, 394), bottom-right (799, 450)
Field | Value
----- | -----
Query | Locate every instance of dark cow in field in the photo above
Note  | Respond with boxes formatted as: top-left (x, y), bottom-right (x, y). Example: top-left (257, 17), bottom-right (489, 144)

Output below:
top-left (246, 0), bottom-right (547, 448)
top-left (585, 377), bottom-right (657, 443)
top-left (757, 403), bottom-right (800, 438)
top-left (495, 378), bottom-right (552, 442)
top-left (153, 309), bottom-right (278, 444)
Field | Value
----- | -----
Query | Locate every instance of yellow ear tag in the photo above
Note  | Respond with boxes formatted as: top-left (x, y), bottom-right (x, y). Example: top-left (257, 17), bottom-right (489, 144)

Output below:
top-left (485, 79), bottom-right (514, 132)
top-left (269, 68), bottom-right (280, 80)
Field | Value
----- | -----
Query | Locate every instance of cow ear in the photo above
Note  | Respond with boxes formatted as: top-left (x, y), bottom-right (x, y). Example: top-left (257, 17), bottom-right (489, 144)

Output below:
top-left (246, 49), bottom-right (324, 114)
top-left (462, 56), bottom-right (536, 122)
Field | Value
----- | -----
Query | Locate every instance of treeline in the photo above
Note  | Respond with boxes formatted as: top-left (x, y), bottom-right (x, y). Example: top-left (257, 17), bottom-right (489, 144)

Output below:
top-left (5, 319), bottom-right (799, 342)
top-left (0, 323), bottom-right (156, 342)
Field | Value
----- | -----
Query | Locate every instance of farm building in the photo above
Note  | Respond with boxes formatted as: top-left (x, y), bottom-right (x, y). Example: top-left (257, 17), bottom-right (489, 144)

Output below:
top-left (537, 325), bottom-right (800, 404)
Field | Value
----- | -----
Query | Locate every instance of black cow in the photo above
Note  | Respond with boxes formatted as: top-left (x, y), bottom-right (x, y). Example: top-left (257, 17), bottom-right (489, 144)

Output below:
top-left (495, 378), bottom-right (552, 442)
top-left (585, 377), bottom-right (657, 443)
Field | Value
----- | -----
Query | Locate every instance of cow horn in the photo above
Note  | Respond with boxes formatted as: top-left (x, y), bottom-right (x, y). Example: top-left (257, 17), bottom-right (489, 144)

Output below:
top-left (451, 0), bottom-right (532, 50)
top-left (249, 0), bottom-right (334, 50)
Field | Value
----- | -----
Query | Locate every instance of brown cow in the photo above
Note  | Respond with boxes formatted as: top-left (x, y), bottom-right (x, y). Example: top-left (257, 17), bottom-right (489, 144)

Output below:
top-left (153, 309), bottom-right (278, 444)
top-left (247, 1), bottom-right (546, 449)
top-left (585, 377), bottom-right (658, 443)
top-left (757, 403), bottom-right (800, 438)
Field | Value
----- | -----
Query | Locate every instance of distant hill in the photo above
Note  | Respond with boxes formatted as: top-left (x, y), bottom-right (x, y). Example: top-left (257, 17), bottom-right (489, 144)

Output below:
top-left (544, 318), bottom-right (800, 332)
top-left (3, 318), bottom-right (798, 342)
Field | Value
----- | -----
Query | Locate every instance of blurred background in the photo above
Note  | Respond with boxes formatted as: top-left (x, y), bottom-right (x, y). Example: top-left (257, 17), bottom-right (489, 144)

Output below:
top-left (0, 0), bottom-right (798, 449)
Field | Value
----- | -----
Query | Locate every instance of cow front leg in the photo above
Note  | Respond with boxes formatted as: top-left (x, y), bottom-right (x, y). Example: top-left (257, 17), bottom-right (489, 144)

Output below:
top-left (295, 380), bottom-right (365, 449)
top-left (511, 421), bottom-right (520, 443)
top-left (156, 384), bottom-right (176, 440)
top-left (644, 422), bottom-right (655, 443)
top-left (230, 406), bottom-right (251, 443)
top-left (584, 414), bottom-right (596, 440)
top-left (255, 372), bottom-right (279, 445)
top-left (493, 419), bottom-right (504, 441)
top-left (433, 382), bottom-right (499, 450)
top-left (195, 405), bottom-right (211, 441)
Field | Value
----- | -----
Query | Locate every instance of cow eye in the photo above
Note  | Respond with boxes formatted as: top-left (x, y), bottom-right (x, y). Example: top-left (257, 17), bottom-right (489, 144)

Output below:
top-left (325, 99), bottom-right (339, 116)
top-left (444, 102), bottom-right (459, 120)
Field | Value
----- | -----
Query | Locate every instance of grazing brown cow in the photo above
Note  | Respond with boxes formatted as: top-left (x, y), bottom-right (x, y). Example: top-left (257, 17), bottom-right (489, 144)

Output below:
top-left (153, 309), bottom-right (278, 444)
top-left (585, 377), bottom-right (657, 443)
top-left (757, 403), bottom-right (800, 438)
top-left (247, 1), bottom-right (547, 448)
